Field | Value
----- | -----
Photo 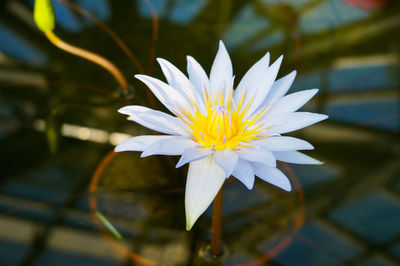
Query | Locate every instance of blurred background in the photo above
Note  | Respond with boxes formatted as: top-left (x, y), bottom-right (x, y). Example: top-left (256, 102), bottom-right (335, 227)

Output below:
top-left (0, 0), bottom-right (399, 265)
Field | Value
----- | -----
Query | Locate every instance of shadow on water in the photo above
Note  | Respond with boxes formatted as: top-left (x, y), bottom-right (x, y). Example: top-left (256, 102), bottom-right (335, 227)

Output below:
top-left (0, 0), bottom-right (399, 265)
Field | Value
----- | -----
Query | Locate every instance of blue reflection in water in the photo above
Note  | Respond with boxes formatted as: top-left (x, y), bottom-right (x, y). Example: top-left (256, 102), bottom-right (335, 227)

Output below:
top-left (223, 4), bottom-right (269, 49)
top-left (259, 0), bottom-right (309, 9)
top-left (77, 0), bottom-right (110, 23)
top-left (300, 0), bottom-right (368, 33)
top-left (137, 0), bottom-right (168, 18)
top-left (284, 163), bottom-right (340, 188)
top-left (330, 191), bottom-right (400, 244)
top-left (391, 242), bottom-right (400, 260)
top-left (0, 23), bottom-right (46, 66)
top-left (291, 71), bottom-right (324, 92)
top-left (259, 222), bottom-right (362, 265)
top-left (169, 0), bottom-right (207, 24)
top-left (329, 65), bottom-right (398, 92)
top-left (293, 65), bottom-right (397, 93)
top-left (136, 0), bottom-right (206, 24)
top-left (0, 240), bottom-right (29, 266)
top-left (249, 31), bottom-right (285, 52)
top-left (326, 97), bottom-right (399, 131)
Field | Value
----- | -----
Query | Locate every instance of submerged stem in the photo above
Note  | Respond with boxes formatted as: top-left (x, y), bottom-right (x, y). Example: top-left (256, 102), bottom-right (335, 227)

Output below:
top-left (44, 30), bottom-right (129, 93)
top-left (211, 187), bottom-right (223, 257)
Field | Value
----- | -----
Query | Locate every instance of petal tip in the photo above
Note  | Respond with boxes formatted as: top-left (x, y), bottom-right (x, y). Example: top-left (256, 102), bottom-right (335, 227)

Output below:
top-left (281, 181), bottom-right (292, 192)
top-left (117, 106), bottom-right (127, 114)
top-left (156, 57), bottom-right (167, 65)
top-left (246, 183), bottom-right (254, 190)
top-left (218, 40), bottom-right (229, 53)
top-left (186, 220), bottom-right (193, 231)
top-left (176, 159), bottom-right (184, 168)
top-left (134, 74), bottom-right (148, 83)
top-left (114, 145), bottom-right (122, 152)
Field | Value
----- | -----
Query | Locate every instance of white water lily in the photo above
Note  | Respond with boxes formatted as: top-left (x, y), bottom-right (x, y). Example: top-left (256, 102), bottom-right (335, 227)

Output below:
top-left (115, 41), bottom-right (328, 230)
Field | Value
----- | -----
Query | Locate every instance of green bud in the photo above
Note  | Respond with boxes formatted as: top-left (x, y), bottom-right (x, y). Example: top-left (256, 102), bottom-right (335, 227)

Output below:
top-left (33, 0), bottom-right (55, 32)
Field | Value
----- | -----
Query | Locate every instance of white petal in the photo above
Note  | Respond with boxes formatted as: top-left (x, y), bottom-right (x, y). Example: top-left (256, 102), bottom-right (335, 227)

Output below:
top-left (135, 75), bottom-right (191, 114)
top-left (251, 136), bottom-right (314, 151)
top-left (232, 159), bottom-right (255, 189)
top-left (209, 41), bottom-right (233, 97)
top-left (119, 105), bottom-right (186, 135)
top-left (157, 58), bottom-right (203, 106)
top-left (114, 135), bottom-right (175, 152)
top-left (141, 137), bottom-right (196, 157)
top-left (274, 151), bottom-right (322, 165)
top-left (264, 112), bottom-right (328, 134)
top-left (251, 163), bottom-right (291, 191)
top-left (176, 147), bottom-right (212, 168)
top-left (234, 52), bottom-right (270, 104)
top-left (213, 149), bottom-right (239, 177)
top-left (264, 89), bottom-right (318, 119)
top-left (185, 156), bottom-right (225, 230)
top-left (187, 56), bottom-right (209, 94)
top-left (262, 70), bottom-right (297, 105)
top-left (237, 146), bottom-right (276, 167)
top-left (243, 56), bottom-right (283, 118)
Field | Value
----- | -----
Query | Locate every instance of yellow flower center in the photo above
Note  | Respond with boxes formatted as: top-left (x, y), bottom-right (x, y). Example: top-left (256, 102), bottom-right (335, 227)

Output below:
top-left (179, 88), bottom-right (270, 150)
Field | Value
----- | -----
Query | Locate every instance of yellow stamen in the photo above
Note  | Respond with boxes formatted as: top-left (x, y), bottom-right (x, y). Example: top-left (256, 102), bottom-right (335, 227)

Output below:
top-left (236, 93), bottom-right (245, 111)
top-left (186, 89), bottom-right (270, 150)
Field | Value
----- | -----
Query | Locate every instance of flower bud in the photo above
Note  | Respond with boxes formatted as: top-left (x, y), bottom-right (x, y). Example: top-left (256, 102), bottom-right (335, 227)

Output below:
top-left (33, 0), bottom-right (55, 32)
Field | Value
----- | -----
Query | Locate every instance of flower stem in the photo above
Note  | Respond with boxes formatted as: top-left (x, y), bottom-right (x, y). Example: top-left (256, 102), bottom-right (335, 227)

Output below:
top-left (44, 30), bottom-right (129, 93)
top-left (211, 187), bottom-right (223, 257)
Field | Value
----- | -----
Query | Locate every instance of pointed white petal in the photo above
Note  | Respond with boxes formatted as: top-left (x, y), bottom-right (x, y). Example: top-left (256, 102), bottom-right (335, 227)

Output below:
top-left (264, 89), bottom-right (318, 119)
top-left (209, 41), bottom-right (233, 97)
top-left (135, 74), bottom-right (191, 114)
top-left (243, 55), bottom-right (283, 118)
top-left (185, 156), bottom-right (225, 230)
top-left (252, 136), bottom-right (314, 151)
top-left (119, 105), bottom-right (187, 135)
top-left (264, 112), bottom-right (329, 134)
top-left (237, 146), bottom-right (276, 167)
top-left (157, 58), bottom-right (202, 105)
top-left (187, 55), bottom-right (209, 93)
top-left (176, 147), bottom-right (212, 168)
top-left (232, 159), bottom-right (255, 189)
top-left (274, 151), bottom-right (322, 165)
top-left (141, 137), bottom-right (196, 157)
top-left (234, 52), bottom-right (270, 103)
top-left (262, 70), bottom-right (297, 105)
top-left (213, 149), bottom-right (239, 177)
top-left (251, 163), bottom-right (291, 191)
top-left (114, 135), bottom-right (175, 152)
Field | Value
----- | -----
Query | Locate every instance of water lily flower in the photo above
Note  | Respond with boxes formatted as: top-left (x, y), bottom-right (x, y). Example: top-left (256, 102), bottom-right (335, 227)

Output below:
top-left (115, 41), bottom-right (328, 230)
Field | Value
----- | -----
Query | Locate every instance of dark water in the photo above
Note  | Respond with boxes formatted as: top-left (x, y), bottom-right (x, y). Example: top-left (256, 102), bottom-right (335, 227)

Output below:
top-left (0, 0), bottom-right (399, 265)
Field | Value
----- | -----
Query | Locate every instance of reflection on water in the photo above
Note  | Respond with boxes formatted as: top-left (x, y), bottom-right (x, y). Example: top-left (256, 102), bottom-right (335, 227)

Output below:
top-left (0, 0), bottom-right (399, 265)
